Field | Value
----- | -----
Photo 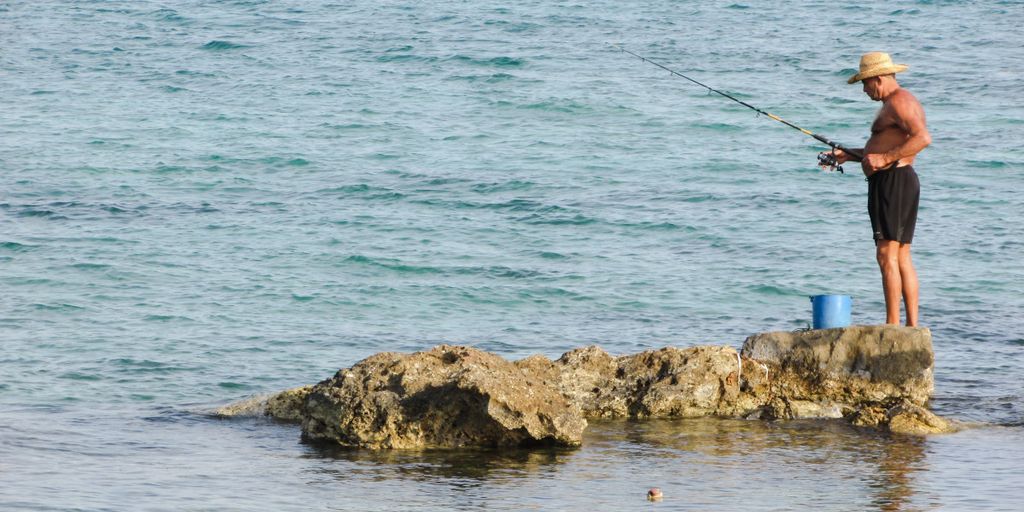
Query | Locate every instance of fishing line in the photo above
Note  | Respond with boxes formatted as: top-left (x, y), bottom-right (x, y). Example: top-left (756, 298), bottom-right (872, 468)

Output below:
top-left (612, 44), bottom-right (863, 172)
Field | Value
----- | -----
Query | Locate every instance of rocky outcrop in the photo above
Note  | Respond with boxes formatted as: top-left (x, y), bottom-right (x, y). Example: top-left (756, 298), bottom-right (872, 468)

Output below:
top-left (519, 345), bottom-right (748, 419)
top-left (300, 345), bottom-right (587, 449)
top-left (737, 325), bottom-right (948, 433)
top-left (741, 325), bottom-right (934, 405)
top-left (219, 325), bottom-right (953, 448)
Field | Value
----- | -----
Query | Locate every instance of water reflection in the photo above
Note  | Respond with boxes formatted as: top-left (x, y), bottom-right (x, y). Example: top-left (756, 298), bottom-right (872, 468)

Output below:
top-left (299, 417), bottom-right (935, 510)
top-left (590, 418), bottom-right (933, 511)
top-left (303, 440), bottom-right (575, 482)
top-left (869, 435), bottom-right (928, 511)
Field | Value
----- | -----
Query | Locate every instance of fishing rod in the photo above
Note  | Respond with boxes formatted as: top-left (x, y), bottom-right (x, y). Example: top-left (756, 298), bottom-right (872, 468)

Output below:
top-left (612, 44), bottom-right (863, 173)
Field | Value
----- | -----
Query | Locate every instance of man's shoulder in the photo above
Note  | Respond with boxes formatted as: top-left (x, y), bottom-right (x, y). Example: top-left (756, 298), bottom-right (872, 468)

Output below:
top-left (883, 88), bottom-right (924, 119)
top-left (887, 88), bottom-right (922, 107)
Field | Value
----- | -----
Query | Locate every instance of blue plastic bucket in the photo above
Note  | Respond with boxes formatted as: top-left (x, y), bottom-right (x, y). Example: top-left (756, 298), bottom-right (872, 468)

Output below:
top-left (810, 295), bottom-right (852, 329)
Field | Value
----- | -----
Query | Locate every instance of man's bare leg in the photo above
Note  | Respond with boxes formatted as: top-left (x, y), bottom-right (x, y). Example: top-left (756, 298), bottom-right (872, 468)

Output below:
top-left (876, 240), bottom-right (903, 324)
top-left (898, 243), bottom-right (919, 326)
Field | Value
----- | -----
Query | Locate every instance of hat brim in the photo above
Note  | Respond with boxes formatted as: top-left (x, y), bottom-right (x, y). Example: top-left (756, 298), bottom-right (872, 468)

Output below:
top-left (847, 64), bottom-right (909, 84)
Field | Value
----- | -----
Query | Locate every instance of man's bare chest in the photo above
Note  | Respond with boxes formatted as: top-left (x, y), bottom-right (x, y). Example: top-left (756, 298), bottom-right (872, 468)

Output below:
top-left (871, 104), bottom-right (904, 135)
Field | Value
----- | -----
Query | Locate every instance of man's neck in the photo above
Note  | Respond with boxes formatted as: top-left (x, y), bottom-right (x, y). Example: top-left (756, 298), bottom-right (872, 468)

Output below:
top-left (880, 83), bottom-right (902, 102)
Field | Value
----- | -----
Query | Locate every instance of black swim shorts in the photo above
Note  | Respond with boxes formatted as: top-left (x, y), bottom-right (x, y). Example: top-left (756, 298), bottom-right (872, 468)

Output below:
top-left (867, 165), bottom-right (920, 243)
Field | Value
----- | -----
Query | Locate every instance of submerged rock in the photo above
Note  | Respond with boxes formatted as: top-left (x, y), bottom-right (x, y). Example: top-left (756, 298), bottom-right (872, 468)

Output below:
top-left (850, 399), bottom-right (956, 435)
top-left (886, 401), bottom-right (955, 435)
top-left (220, 325), bottom-right (954, 448)
top-left (213, 394), bottom-right (273, 418)
top-left (213, 386), bottom-right (312, 421)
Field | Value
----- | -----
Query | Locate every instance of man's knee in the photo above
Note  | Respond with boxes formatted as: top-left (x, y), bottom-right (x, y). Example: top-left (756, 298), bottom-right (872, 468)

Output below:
top-left (898, 243), bottom-right (913, 264)
top-left (875, 239), bottom-right (897, 256)
top-left (875, 241), bottom-right (902, 270)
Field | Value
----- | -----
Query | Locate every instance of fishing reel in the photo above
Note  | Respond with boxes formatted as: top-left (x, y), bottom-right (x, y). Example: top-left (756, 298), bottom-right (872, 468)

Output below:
top-left (817, 149), bottom-right (844, 174)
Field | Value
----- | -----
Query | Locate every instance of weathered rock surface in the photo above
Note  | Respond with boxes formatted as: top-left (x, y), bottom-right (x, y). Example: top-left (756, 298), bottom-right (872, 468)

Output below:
top-left (300, 345), bottom-right (588, 449)
top-left (741, 325), bottom-right (934, 405)
top-left (850, 399), bottom-right (956, 435)
top-left (219, 325), bottom-right (954, 448)
top-left (519, 345), bottom-right (747, 419)
top-left (265, 385), bottom-right (313, 421)
top-left (738, 325), bottom-right (946, 433)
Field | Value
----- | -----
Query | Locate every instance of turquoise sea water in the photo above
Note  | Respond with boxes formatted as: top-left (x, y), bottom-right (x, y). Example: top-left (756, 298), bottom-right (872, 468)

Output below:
top-left (2, 0), bottom-right (1023, 510)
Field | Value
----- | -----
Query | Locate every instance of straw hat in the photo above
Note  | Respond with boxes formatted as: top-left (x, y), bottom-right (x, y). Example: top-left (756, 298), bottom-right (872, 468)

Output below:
top-left (847, 52), bottom-right (908, 84)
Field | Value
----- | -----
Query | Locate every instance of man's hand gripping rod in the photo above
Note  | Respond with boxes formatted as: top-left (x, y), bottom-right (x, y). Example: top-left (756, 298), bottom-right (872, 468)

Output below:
top-left (814, 136), bottom-right (864, 174)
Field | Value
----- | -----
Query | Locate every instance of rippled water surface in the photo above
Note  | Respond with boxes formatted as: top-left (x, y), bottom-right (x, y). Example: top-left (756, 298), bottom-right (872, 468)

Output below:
top-left (2, 0), bottom-right (1022, 510)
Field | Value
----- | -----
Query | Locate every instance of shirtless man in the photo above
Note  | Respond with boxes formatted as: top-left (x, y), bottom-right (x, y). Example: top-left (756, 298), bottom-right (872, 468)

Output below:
top-left (824, 52), bottom-right (931, 326)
